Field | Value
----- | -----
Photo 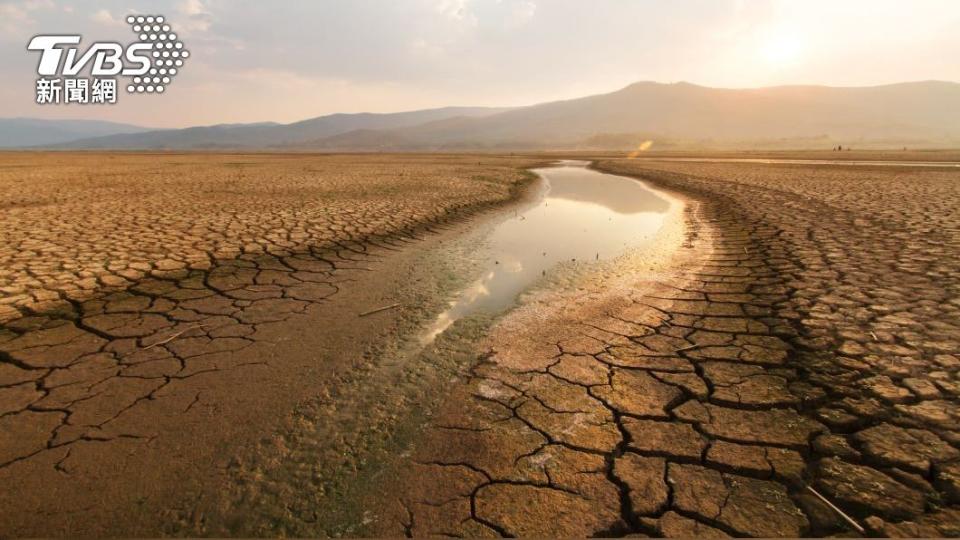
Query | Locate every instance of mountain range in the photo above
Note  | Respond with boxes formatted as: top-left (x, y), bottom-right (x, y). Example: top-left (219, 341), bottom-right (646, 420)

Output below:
top-left (0, 118), bottom-right (149, 147)
top-left (5, 81), bottom-right (959, 150)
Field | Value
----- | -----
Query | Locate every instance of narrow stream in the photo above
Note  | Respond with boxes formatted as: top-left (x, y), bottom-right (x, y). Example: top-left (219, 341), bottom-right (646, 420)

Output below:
top-left (423, 160), bottom-right (671, 342)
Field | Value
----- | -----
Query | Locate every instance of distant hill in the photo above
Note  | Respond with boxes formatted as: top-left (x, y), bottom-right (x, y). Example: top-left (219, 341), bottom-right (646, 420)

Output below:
top-left (43, 81), bottom-right (960, 150)
top-left (300, 81), bottom-right (960, 150)
top-left (57, 107), bottom-right (511, 149)
top-left (0, 118), bottom-right (149, 147)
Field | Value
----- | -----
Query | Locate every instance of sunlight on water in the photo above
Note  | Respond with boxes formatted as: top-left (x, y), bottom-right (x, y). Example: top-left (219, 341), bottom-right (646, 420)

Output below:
top-left (422, 160), bottom-right (670, 343)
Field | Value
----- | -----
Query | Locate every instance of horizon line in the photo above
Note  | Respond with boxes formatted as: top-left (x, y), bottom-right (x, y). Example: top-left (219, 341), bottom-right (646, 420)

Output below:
top-left (6, 78), bottom-right (958, 131)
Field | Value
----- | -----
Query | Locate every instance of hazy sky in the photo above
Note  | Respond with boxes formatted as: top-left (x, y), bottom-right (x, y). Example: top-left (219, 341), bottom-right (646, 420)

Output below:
top-left (2, 0), bottom-right (958, 128)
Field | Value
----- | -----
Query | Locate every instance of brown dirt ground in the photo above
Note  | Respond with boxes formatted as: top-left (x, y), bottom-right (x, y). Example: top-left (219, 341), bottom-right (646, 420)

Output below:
top-left (2, 152), bottom-right (958, 537)
top-left (366, 157), bottom-right (960, 537)
top-left (540, 149), bottom-right (960, 162)
top-left (0, 152), bottom-right (542, 536)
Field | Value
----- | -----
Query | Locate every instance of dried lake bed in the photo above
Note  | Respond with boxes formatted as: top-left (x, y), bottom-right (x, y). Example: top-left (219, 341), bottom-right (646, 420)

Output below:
top-left (1, 151), bottom-right (958, 537)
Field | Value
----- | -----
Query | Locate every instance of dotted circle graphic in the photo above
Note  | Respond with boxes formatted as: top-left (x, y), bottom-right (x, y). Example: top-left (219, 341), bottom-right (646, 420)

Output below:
top-left (125, 15), bottom-right (188, 94)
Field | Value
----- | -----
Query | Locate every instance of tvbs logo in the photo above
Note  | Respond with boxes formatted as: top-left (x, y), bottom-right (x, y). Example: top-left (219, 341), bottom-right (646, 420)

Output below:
top-left (27, 15), bottom-right (189, 105)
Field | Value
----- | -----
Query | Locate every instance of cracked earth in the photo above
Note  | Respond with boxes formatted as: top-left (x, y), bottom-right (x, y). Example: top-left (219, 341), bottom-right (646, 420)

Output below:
top-left (2, 153), bottom-right (958, 537)
top-left (370, 159), bottom-right (960, 537)
top-left (0, 152), bottom-right (540, 536)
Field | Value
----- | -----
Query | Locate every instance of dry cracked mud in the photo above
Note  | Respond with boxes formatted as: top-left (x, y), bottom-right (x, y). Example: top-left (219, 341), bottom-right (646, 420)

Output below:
top-left (368, 158), bottom-right (960, 538)
top-left (0, 152), bottom-right (542, 536)
top-left (3, 152), bottom-right (958, 537)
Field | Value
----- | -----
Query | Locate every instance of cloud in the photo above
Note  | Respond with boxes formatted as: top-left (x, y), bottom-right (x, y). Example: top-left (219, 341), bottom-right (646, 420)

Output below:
top-left (436, 0), bottom-right (479, 28)
top-left (176, 0), bottom-right (213, 32)
top-left (410, 37), bottom-right (447, 59)
top-left (20, 0), bottom-right (56, 10)
top-left (436, 0), bottom-right (468, 20)
top-left (0, 4), bottom-right (30, 30)
top-left (503, 0), bottom-right (536, 28)
top-left (90, 8), bottom-right (124, 27)
top-left (434, 0), bottom-right (537, 30)
top-left (1, 0), bottom-right (958, 128)
top-left (0, 0), bottom-right (54, 38)
top-left (177, 0), bottom-right (209, 16)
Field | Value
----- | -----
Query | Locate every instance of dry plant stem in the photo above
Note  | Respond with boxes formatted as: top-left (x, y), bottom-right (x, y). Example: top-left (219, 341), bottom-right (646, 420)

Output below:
top-left (806, 485), bottom-right (866, 534)
top-left (143, 324), bottom-right (206, 350)
top-left (358, 303), bottom-right (401, 317)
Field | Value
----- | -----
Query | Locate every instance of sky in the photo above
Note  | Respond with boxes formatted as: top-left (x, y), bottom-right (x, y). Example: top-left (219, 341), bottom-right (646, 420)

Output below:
top-left (1, 0), bottom-right (958, 128)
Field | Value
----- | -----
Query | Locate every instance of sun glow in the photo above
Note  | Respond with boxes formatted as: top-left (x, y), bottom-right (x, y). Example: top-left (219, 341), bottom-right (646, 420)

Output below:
top-left (760, 32), bottom-right (805, 66)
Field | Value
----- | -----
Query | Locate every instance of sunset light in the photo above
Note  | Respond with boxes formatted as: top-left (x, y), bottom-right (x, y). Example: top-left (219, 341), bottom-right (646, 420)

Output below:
top-left (1, 1), bottom-right (959, 537)
top-left (760, 31), bottom-right (806, 66)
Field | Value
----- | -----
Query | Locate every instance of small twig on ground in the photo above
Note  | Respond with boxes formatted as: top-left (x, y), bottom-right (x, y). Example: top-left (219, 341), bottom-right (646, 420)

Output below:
top-left (806, 485), bottom-right (865, 534)
top-left (870, 331), bottom-right (879, 341)
top-left (143, 324), bottom-right (205, 350)
top-left (676, 343), bottom-right (699, 353)
top-left (359, 303), bottom-right (401, 317)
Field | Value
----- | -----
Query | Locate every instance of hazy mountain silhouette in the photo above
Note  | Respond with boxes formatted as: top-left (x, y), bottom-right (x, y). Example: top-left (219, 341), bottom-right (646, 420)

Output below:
top-left (55, 107), bottom-right (510, 149)
top-left (0, 118), bottom-right (149, 147)
top-left (44, 81), bottom-right (960, 150)
top-left (305, 81), bottom-right (960, 149)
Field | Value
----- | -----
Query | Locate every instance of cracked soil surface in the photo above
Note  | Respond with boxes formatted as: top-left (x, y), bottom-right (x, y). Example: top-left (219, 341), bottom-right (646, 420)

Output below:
top-left (368, 158), bottom-right (960, 537)
top-left (0, 152), bottom-right (540, 536)
top-left (2, 152), bottom-right (958, 537)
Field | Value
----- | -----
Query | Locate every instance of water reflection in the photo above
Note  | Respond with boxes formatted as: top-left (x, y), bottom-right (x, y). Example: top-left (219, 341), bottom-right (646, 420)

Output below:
top-left (423, 160), bottom-right (670, 343)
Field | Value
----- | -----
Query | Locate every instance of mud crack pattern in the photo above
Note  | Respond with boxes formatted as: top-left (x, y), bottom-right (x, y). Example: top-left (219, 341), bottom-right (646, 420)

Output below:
top-left (375, 160), bottom-right (960, 537)
top-left (0, 152), bottom-right (540, 535)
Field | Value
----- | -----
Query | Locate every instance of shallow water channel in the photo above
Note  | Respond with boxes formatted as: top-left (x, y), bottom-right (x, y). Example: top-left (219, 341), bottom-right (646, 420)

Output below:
top-left (423, 160), bottom-right (671, 342)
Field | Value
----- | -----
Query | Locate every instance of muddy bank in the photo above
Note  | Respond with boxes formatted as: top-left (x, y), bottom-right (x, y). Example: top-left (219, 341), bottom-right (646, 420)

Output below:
top-left (198, 161), bottom-right (683, 536)
top-left (358, 157), bottom-right (960, 537)
top-left (356, 169), bottom-right (693, 536)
